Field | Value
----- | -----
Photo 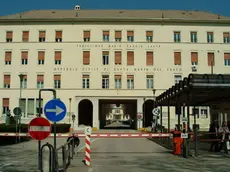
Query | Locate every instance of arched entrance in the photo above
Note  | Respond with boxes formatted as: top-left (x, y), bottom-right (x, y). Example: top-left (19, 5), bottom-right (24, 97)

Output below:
top-left (78, 99), bottom-right (93, 127)
top-left (143, 100), bottom-right (154, 127)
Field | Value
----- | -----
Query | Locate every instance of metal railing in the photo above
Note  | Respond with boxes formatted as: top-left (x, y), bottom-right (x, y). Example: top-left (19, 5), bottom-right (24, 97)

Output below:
top-left (39, 135), bottom-right (79, 172)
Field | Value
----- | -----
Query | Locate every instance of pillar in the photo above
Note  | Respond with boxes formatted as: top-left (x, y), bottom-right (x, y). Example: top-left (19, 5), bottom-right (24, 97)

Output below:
top-left (137, 98), bottom-right (144, 129)
top-left (91, 98), bottom-right (99, 129)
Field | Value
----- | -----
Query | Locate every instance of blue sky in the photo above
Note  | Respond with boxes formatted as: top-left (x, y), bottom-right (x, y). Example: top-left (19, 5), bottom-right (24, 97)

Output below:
top-left (0, 0), bottom-right (229, 16)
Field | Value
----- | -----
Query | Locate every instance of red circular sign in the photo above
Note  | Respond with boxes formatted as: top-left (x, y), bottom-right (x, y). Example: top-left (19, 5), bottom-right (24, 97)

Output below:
top-left (28, 117), bottom-right (51, 141)
top-left (137, 114), bottom-right (142, 119)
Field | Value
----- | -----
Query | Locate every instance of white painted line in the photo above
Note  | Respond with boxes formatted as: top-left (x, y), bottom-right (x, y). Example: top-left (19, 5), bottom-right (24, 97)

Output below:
top-left (29, 126), bottom-right (50, 132)
top-left (99, 134), bottom-right (108, 137)
top-left (77, 138), bottom-right (98, 152)
top-left (131, 134), bottom-right (139, 137)
top-left (120, 134), bottom-right (129, 136)
top-left (141, 134), bottom-right (149, 137)
top-left (110, 134), bottom-right (118, 136)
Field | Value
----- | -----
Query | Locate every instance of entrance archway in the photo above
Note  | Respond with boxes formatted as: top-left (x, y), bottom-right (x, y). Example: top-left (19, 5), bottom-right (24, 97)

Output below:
top-left (143, 100), bottom-right (154, 127)
top-left (78, 99), bottom-right (93, 127)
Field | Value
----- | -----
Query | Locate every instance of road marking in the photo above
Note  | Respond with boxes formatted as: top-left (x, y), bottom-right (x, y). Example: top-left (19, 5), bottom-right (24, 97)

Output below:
top-left (99, 134), bottom-right (108, 137)
top-left (29, 126), bottom-right (50, 132)
top-left (77, 138), bottom-right (99, 152)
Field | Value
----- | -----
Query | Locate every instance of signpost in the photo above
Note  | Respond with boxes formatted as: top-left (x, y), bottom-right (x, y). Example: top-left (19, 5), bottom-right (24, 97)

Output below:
top-left (44, 98), bottom-right (66, 169)
top-left (152, 108), bottom-right (160, 116)
top-left (28, 117), bottom-right (51, 141)
top-left (84, 126), bottom-right (92, 166)
top-left (13, 107), bottom-right (22, 143)
top-left (38, 89), bottom-right (57, 171)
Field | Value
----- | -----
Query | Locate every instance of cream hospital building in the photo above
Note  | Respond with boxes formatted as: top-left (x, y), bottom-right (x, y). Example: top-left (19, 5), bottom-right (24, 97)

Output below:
top-left (0, 5), bottom-right (230, 130)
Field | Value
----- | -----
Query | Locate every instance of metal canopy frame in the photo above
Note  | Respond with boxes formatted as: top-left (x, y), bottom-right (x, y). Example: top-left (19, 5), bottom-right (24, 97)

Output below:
top-left (156, 74), bottom-right (230, 106)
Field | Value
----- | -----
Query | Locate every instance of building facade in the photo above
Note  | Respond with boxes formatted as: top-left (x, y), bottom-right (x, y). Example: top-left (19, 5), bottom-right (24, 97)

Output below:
top-left (0, 7), bottom-right (230, 130)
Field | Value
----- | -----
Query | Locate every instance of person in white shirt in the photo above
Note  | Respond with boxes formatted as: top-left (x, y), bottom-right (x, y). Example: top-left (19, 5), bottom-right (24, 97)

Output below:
top-left (218, 121), bottom-right (230, 154)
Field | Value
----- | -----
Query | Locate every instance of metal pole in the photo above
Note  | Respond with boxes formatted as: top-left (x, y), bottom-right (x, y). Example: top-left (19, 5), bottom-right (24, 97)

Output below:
top-left (18, 74), bottom-right (24, 143)
top-left (69, 98), bottom-right (72, 125)
top-left (38, 89), bottom-right (57, 171)
top-left (143, 97), bottom-right (145, 128)
top-left (160, 106), bottom-right (163, 133)
top-left (167, 101), bottom-right (170, 133)
top-left (193, 106), bottom-right (198, 157)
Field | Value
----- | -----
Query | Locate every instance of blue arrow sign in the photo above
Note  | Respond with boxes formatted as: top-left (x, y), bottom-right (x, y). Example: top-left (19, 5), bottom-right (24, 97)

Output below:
top-left (44, 99), bottom-right (67, 122)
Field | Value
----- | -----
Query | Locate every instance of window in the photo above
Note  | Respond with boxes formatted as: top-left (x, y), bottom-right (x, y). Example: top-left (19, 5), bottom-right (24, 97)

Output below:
top-left (207, 52), bottom-right (215, 66)
top-left (223, 32), bottom-right (230, 43)
top-left (146, 31), bottom-right (153, 42)
top-left (2, 98), bottom-right (9, 115)
top-left (27, 99), bottom-right (35, 117)
top-left (146, 75), bottom-right (154, 89)
top-left (54, 51), bottom-right (61, 65)
top-left (21, 51), bottom-right (28, 65)
top-left (22, 75), bottom-right (27, 88)
top-left (82, 75), bottom-right (90, 89)
top-left (114, 75), bottom-right (122, 89)
top-left (102, 51), bottom-right (109, 65)
top-left (83, 51), bottom-right (90, 65)
top-left (127, 31), bottom-right (134, 42)
top-left (83, 31), bottom-right (90, 42)
top-left (37, 75), bottom-right (44, 89)
top-left (192, 108), bottom-right (199, 116)
top-left (54, 75), bottom-right (61, 88)
top-left (36, 98), bottom-right (43, 115)
top-left (102, 75), bottom-right (109, 89)
top-left (191, 52), bottom-right (198, 65)
top-left (55, 31), bottom-right (62, 42)
top-left (22, 31), bottom-right (29, 42)
top-left (207, 32), bottom-right (214, 43)
top-left (6, 31), bottom-right (13, 42)
top-left (127, 75), bottom-right (134, 89)
top-left (5, 51), bottom-right (11, 65)
top-left (39, 31), bottom-right (46, 42)
top-left (174, 75), bottom-right (182, 84)
top-left (3, 75), bottom-right (10, 88)
top-left (224, 53), bottom-right (230, 66)
top-left (103, 31), bottom-right (109, 42)
top-left (174, 52), bottom-right (181, 65)
top-left (146, 52), bottom-right (153, 66)
top-left (127, 51), bottom-right (134, 65)
top-left (190, 32), bottom-right (197, 43)
top-left (38, 51), bottom-right (45, 65)
top-left (115, 51), bottom-right (121, 65)
top-left (174, 31), bottom-right (180, 42)
top-left (115, 31), bottom-right (122, 42)
top-left (201, 108), bottom-right (208, 118)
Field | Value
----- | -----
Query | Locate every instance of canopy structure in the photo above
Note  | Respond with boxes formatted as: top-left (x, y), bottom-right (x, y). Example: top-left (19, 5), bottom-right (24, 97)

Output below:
top-left (156, 74), bottom-right (230, 106)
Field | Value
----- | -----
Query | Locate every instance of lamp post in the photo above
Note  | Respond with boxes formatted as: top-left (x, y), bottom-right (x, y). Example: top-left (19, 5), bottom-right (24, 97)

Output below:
top-left (152, 89), bottom-right (156, 132)
top-left (152, 89), bottom-right (156, 106)
top-left (69, 98), bottom-right (72, 125)
top-left (18, 74), bottom-right (24, 143)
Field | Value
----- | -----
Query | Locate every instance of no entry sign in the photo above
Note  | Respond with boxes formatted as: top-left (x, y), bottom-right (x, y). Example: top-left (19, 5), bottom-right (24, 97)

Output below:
top-left (28, 117), bottom-right (51, 141)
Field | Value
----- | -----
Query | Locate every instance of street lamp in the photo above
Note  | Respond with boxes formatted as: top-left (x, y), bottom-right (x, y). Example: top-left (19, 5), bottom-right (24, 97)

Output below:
top-left (152, 89), bottom-right (156, 107)
top-left (18, 74), bottom-right (24, 143)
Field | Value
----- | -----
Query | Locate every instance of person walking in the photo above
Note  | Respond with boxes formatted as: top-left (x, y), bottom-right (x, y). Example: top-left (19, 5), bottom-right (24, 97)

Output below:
top-left (218, 121), bottom-right (230, 154)
top-left (208, 120), bottom-right (219, 152)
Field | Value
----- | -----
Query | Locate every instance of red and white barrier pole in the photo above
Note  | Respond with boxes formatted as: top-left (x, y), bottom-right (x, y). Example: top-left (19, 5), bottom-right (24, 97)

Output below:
top-left (84, 126), bottom-right (92, 166)
top-left (85, 134), bottom-right (91, 166)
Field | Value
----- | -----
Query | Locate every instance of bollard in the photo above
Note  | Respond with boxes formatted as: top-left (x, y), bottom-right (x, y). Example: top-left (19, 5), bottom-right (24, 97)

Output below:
top-left (85, 135), bottom-right (91, 166)
top-left (42, 146), bottom-right (50, 172)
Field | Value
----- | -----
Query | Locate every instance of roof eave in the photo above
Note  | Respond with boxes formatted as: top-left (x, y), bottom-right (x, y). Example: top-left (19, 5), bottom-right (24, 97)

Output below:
top-left (0, 17), bottom-right (230, 24)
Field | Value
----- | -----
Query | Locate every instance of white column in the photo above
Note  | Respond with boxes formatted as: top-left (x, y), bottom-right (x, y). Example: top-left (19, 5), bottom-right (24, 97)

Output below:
top-left (137, 98), bottom-right (144, 129)
top-left (91, 98), bottom-right (99, 129)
